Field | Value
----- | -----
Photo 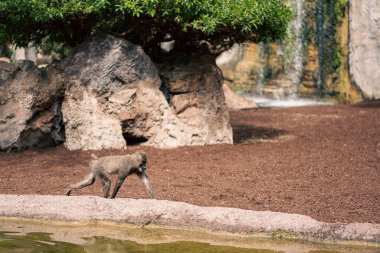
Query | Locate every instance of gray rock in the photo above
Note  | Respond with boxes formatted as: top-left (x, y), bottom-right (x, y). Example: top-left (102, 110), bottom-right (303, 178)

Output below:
top-left (0, 194), bottom-right (379, 243)
top-left (350, 1), bottom-right (380, 99)
top-left (61, 35), bottom-right (162, 150)
top-left (216, 43), bottom-right (244, 69)
top-left (158, 55), bottom-right (233, 147)
top-left (223, 84), bottom-right (257, 111)
top-left (0, 62), bottom-right (18, 86)
top-left (62, 36), bottom-right (232, 150)
top-left (0, 61), bottom-right (66, 151)
top-left (1, 35), bottom-right (233, 150)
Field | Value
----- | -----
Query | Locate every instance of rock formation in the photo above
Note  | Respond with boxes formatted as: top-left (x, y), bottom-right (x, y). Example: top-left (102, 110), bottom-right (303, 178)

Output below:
top-left (0, 36), bottom-right (233, 151)
top-left (349, 0), bottom-right (380, 99)
top-left (222, 84), bottom-right (257, 110)
top-left (158, 55), bottom-right (233, 147)
top-left (0, 57), bottom-right (11, 63)
top-left (0, 61), bottom-right (66, 150)
top-left (217, 1), bottom-right (380, 103)
top-left (60, 36), bottom-right (160, 150)
top-left (0, 36), bottom-right (232, 150)
top-left (61, 36), bottom-right (232, 150)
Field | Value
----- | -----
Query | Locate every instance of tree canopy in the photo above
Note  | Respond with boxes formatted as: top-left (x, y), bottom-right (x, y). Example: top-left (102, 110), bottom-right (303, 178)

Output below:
top-left (0, 0), bottom-right (292, 56)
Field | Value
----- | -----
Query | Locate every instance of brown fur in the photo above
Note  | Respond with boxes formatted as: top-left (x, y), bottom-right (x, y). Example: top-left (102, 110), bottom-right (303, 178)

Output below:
top-left (64, 151), bottom-right (155, 199)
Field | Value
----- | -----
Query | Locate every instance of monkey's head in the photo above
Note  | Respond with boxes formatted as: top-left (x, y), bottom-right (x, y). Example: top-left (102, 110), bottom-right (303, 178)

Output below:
top-left (137, 151), bottom-right (147, 173)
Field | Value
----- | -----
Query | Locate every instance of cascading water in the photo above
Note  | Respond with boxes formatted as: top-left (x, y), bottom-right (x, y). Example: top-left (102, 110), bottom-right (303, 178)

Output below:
top-left (242, 0), bottom-right (333, 107)
top-left (255, 42), bottom-right (266, 95)
top-left (292, 0), bottom-right (305, 87)
top-left (217, 0), bottom-right (357, 106)
top-left (316, 0), bottom-right (324, 94)
top-left (254, 0), bottom-right (305, 98)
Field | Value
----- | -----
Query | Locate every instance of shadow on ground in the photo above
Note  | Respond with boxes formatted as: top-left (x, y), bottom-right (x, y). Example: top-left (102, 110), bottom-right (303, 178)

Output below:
top-left (233, 125), bottom-right (287, 144)
top-left (353, 101), bottom-right (380, 109)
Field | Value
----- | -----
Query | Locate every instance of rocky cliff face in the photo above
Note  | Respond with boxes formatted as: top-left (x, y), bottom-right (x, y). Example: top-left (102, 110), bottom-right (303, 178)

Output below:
top-left (349, 0), bottom-right (380, 99)
top-left (218, 0), bottom-right (377, 103)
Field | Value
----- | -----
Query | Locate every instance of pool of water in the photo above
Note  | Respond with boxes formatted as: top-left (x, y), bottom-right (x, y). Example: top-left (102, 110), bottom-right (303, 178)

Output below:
top-left (244, 95), bottom-right (334, 108)
top-left (0, 231), bottom-right (283, 253)
top-left (0, 220), bottom-right (378, 253)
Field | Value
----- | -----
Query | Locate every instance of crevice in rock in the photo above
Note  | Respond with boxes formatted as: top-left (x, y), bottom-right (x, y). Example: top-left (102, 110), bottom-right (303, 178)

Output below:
top-left (169, 90), bottom-right (195, 95)
top-left (174, 103), bottom-right (197, 115)
top-left (17, 129), bottom-right (56, 150)
top-left (51, 100), bottom-right (65, 145)
top-left (122, 133), bottom-right (148, 146)
top-left (121, 115), bottom-right (149, 146)
top-left (159, 75), bottom-right (171, 103)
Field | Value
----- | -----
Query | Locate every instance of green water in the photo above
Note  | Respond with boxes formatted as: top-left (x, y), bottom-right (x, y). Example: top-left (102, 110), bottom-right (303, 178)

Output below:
top-left (0, 220), bottom-right (379, 253)
top-left (0, 231), bottom-right (279, 253)
top-left (1, 230), bottom-right (379, 253)
top-left (0, 231), bottom-right (84, 253)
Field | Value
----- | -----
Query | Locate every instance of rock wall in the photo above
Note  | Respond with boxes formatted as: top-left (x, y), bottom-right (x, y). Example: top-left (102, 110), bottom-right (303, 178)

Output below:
top-left (349, 0), bottom-right (380, 99)
top-left (0, 61), bottom-right (66, 151)
top-left (218, 0), bottom-right (372, 103)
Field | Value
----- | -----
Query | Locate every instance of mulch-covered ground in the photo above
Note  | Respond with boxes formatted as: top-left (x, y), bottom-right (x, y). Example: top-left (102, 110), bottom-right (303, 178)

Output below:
top-left (0, 102), bottom-right (379, 224)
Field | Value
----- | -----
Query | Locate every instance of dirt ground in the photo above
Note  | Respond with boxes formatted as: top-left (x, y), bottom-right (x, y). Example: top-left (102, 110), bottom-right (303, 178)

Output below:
top-left (0, 102), bottom-right (379, 224)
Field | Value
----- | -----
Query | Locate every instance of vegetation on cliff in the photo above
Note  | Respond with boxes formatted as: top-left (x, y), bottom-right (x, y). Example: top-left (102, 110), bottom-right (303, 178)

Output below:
top-left (222, 0), bottom-right (361, 103)
top-left (0, 0), bottom-right (291, 57)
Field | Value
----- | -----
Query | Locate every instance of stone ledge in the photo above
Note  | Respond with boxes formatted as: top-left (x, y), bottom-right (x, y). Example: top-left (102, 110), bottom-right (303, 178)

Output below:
top-left (0, 194), bottom-right (379, 243)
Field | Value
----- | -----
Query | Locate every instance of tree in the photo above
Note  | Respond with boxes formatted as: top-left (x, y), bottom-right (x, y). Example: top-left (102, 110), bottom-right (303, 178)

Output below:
top-left (0, 0), bottom-right (291, 57)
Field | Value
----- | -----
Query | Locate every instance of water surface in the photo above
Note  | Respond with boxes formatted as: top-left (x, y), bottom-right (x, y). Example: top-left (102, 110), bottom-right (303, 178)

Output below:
top-left (0, 220), bottom-right (378, 253)
top-left (246, 96), bottom-right (333, 108)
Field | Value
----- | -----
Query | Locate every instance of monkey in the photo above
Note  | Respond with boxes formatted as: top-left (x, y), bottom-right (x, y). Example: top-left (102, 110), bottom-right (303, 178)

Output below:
top-left (64, 151), bottom-right (156, 199)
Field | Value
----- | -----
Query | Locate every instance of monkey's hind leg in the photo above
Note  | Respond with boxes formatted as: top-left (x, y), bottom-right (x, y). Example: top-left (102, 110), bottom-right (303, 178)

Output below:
top-left (64, 173), bottom-right (96, 196)
top-left (98, 172), bottom-right (111, 198)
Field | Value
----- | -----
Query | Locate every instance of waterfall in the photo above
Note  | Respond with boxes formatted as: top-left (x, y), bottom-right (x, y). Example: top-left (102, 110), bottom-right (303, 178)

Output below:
top-left (316, 0), bottom-right (324, 94)
top-left (219, 0), bottom-right (357, 103)
top-left (292, 0), bottom-right (305, 86)
top-left (255, 0), bottom-right (305, 97)
top-left (255, 42), bottom-right (266, 95)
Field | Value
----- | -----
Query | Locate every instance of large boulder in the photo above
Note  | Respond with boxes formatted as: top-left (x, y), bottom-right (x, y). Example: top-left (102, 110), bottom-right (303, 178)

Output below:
top-left (60, 36), bottom-right (161, 150)
top-left (61, 36), bottom-right (232, 150)
top-left (158, 55), bottom-right (233, 146)
top-left (222, 84), bottom-right (257, 111)
top-left (0, 61), bottom-right (66, 151)
top-left (349, 0), bottom-right (380, 99)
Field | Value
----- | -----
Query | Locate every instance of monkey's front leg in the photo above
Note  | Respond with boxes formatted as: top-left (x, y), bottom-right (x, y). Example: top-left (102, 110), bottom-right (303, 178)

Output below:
top-left (110, 173), bottom-right (128, 199)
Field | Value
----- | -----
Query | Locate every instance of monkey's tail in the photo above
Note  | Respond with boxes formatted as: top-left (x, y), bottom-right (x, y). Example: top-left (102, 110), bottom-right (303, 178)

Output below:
top-left (91, 153), bottom-right (98, 160)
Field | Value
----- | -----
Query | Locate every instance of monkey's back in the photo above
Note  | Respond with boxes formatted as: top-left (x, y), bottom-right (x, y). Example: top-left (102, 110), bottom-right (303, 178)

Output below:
top-left (92, 154), bottom-right (139, 174)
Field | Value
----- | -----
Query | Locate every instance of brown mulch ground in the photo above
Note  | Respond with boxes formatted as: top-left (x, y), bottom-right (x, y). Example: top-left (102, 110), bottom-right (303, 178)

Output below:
top-left (0, 102), bottom-right (379, 224)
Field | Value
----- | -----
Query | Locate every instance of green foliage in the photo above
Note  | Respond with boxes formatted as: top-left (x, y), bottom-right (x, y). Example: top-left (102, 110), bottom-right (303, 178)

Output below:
top-left (334, 0), bottom-right (348, 22)
top-left (321, 0), bottom-right (348, 82)
top-left (38, 36), bottom-right (71, 59)
top-left (0, 45), bottom-right (12, 58)
top-left (0, 0), bottom-right (292, 55)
